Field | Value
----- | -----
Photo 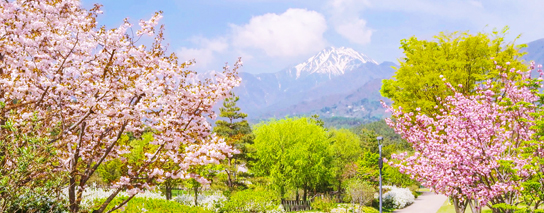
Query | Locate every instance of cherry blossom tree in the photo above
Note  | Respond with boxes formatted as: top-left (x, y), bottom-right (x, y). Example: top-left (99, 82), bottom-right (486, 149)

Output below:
top-left (384, 62), bottom-right (542, 213)
top-left (0, 1), bottom-right (240, 212)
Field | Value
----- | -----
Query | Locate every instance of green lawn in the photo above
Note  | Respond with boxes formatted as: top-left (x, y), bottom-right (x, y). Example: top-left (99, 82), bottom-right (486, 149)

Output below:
top-left (436, 199), bottom-right (492, 213)
top-left (418, 188), bottom-right (431, 192)
top-left (171, 189), bottom-right (188, 197)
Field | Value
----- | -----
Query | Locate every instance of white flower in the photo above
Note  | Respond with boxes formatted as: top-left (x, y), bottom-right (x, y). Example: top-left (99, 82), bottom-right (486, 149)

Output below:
top-left (382, 186), bottom-right (415, 209)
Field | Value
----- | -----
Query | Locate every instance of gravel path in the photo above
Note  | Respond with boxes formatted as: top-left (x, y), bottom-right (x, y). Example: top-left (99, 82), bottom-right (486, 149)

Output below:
top-left (392, 191), bottom-right (448, 213)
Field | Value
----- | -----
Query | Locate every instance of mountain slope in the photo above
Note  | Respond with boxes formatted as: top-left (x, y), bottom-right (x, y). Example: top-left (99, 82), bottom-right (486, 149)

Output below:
top-left (232, 47), bottom-right (395, 122)
top-left (523, 38), bottom-right (544, 64)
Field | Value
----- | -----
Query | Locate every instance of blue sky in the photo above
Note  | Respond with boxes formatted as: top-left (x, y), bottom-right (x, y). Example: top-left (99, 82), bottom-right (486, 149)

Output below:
top-left (81, 0), bottom-right (544, 74)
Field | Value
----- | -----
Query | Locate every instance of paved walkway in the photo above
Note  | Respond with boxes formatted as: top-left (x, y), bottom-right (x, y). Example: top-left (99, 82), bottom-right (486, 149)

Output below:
top-left (393, 191), bottom-right (448, 213)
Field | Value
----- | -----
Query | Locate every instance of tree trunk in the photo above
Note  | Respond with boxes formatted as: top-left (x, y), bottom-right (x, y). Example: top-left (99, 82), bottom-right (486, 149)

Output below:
top-left (280, 184), bottom-right (285, 200)
top-left (226, 157), bottom-right (233, 189)
top-left (296, 188), bottom-right (299, 202)
top-left (165, 184), bottom-right (172, 200)
top-left (452, 196), bottom-right (468, 213)
top-left (338, 180), bottom-right (342, 202)
top-left (359, 200), bottom-right (363, 213)
top-left (468, 199), bottom-right (481, 213)
top-left (69, 177), bottom-right (78, 213)
top-left (193, 185), bottom-right (199, 206)
top-left (303, 185), bottom-right (307, 201)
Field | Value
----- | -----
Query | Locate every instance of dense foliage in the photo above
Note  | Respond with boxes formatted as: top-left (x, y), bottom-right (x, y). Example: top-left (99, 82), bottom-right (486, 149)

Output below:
top-left (381, 28), bottom-right (527, 115)
top-left (222, 189), bottom-right (281, 213)
top-left (251, 117), bottom-right (334, 200)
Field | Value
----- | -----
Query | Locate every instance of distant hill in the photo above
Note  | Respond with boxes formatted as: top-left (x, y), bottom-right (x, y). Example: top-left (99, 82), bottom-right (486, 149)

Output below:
top-left (232, 46), bottom-right (396, 126)
top-left (523, 38), bottom-right (544, 66)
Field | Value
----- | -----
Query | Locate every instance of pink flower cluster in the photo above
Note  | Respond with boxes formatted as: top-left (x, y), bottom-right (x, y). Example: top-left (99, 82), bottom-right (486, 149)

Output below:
top-left (0, 0), bottom-right (240, 210)
top-left (384, 63), bottom-right (541, 208)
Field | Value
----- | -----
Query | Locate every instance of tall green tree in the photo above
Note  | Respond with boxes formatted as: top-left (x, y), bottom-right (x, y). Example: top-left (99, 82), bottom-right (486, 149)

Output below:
top-left (213, 92), bottom-right (253, 190)
top-left (251, 117), bottom-right (333, 200)
top-left (381, 27), bottom-right (527, 115)
top-left (329, 129), bottom-right (362, 199)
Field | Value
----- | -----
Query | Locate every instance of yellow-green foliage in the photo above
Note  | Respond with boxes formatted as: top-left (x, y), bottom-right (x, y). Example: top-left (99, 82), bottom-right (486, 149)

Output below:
top-left (251, 117), bottom-right (333, 198)
top-left (381, 27), bottom-right (527, 115)
top-left (311, 196), bottom-right (337, 212)
top-left (222, 189), bottom-right (280, 212)
top-left (362, 206), bottom-right (380, 213)
top-left (91, 196), bottom-right (212, 213)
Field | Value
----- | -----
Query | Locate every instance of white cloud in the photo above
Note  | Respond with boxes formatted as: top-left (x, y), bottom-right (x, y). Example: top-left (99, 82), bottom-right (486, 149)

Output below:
top-left (176, 37), bottom-right (228, 69)
top-left (230, 8), bottom-right (328, 57)
top-left (328, 0), bottom-right (374, 45)
top-left (335, 18), bottom-right (373, 45)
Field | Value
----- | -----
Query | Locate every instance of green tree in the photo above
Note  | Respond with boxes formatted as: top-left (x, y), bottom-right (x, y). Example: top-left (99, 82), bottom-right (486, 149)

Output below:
top-left (381, 27), bottom-right (527, 115)
top-left (213, 92), bottom-right (254, 190)
top-left (329, 129), bottom-right (363, 199)
top-left (251, 117), bottom-right (333, 200)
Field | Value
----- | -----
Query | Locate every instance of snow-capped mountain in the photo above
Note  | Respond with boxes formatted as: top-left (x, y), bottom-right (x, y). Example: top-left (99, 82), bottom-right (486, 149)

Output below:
top-left (288, 46), bottom-right (378, 79)
top-left (230, 47), bottom-right (396, 123)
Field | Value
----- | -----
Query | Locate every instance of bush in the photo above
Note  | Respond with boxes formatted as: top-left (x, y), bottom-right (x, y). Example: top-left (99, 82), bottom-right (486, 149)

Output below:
top-left (382, 186), bottom-right (414, 209)
top-left (311, 196), bottom-right (336, 212)
top-left (90, 196), bottom-right (212, 213)
top-left (5, 193), bottom-right (67, 213)
top-left (362, 206), bottom-right (379, 213)
top-left (344, 179), bottom-right (375, 205)
top-left (222, 189), bottom-right (281, 212)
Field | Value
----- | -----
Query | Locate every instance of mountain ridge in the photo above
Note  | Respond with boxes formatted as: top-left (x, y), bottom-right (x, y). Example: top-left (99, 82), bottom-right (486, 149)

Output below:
top-left (232, 46), bottom-right (395, 122)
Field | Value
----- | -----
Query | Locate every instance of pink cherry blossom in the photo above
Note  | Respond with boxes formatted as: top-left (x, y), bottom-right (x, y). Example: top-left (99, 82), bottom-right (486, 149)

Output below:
top-left (0, 1), bottom-right (240, 212)
top-left (383, 62), bottom-right (542, 212)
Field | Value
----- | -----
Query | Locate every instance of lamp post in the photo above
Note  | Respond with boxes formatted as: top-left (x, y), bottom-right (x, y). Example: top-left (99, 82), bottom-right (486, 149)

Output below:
top-left (377, 136), bottom-right (383, 213)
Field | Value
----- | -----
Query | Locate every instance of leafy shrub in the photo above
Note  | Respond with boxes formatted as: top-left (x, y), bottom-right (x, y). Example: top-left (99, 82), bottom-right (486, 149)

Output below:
top-left (382, 194), bottom-right (396, 209)
top-left (362, 206), bottom-right (379, 213)
top-left (5, 193), bottom-right (67, 213)
top-left (311, 196), bottom-right (336, 212)
top-left (222, 189), bottom-right (281, 212)
top-left (344, 179), bottom-right (375, 205)
top-left (90, 196), bottom-right (212, 213)
top-left (382, 186), bottom-right (414, 209)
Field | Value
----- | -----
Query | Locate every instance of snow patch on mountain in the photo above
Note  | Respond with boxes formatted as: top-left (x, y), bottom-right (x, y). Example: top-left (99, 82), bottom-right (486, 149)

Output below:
top-left (293, 46), bottom-right (377, 79)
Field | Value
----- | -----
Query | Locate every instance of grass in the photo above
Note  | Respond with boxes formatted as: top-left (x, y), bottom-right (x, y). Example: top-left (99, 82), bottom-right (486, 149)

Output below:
top-left (417, 188), bottom-right (431, 192)
top-left (436, 199), bottom-right (493, 213)
top-left (436, 199), bottom-right (455, 213)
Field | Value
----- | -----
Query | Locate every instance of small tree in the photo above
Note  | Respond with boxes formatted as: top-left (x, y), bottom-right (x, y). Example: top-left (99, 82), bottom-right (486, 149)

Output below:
top-left (345, 179), bottom-right (375, 212)
top-left (213, 92), bottom-right (253, 190)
